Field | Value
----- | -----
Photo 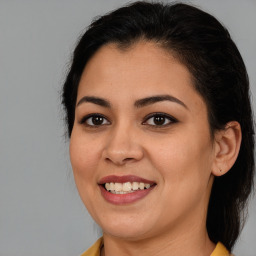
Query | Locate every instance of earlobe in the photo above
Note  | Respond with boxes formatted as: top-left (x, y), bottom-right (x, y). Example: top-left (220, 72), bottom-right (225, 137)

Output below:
top-left (212, 121), bottom-right (242, 177)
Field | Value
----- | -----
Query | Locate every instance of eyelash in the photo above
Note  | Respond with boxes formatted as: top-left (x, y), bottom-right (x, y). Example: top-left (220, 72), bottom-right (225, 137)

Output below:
top-left (143, 112), bottom-right (177, 127)
top-left (79, 112), bottom-right (177, 128)
top-left (79, 113), bottom-right (110, 127)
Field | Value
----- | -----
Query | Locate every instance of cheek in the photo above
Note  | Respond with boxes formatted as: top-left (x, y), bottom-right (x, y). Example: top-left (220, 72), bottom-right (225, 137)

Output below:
top-left (69, 132), bottom-right (102, 185)
top-left (150, 134), bottom-right (213, 221)
top-left (69, 132), bottom-right (104, 217)
top-left (149, 130), bottom-right (213, 190)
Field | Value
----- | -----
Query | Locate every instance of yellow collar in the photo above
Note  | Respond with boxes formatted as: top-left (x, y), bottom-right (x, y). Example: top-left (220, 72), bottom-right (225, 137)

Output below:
top-left (81, 238), bottom-right (231, 256)
top-left (210, 242), bottom-right (231, 256)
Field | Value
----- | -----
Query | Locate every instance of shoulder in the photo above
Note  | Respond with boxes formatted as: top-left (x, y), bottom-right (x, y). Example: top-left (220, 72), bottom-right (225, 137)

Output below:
top-left (80, 237), bottom-right (103, 256)
top-left (211, 242), bottom-right (234, 256)
top-left (80, 239), bottom-right (235, 256)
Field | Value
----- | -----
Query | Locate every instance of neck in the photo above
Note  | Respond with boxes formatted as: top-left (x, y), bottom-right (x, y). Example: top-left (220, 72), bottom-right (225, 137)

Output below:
top-left (102, 222), bottom-right (215, 256)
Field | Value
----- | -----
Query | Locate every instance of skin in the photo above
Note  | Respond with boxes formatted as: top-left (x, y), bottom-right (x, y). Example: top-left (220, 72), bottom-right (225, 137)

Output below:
top-left (69, 41), bottom-right (241, 256)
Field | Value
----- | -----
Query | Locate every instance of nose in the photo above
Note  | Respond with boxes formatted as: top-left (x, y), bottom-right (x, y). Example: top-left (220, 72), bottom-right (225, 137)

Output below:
top-left (102, 124), bottom-right (144, 166)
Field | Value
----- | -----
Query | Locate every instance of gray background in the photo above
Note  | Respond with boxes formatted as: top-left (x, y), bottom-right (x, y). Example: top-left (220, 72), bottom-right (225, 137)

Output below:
top-left (0, 0), bottom-right (255, 255)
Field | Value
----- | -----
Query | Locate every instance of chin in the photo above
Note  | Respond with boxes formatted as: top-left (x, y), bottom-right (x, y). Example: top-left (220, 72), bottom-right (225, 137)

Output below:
top-left (103, 227), bottom-right (149, 241)
top-left (98, 215), bottom-right (153, 240)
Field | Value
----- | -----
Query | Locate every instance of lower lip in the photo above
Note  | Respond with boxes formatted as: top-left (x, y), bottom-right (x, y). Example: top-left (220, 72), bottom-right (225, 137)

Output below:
top-left (99, 185), bottom-right (155, 205)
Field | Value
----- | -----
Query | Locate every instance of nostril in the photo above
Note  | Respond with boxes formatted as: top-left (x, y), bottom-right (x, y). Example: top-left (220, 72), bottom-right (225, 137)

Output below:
top-left (124, 158), bottom-right (134, 161)
top-left (103, 146), bottom-right (144, 165)
top-left (105, 157), bottom-right (135, 165)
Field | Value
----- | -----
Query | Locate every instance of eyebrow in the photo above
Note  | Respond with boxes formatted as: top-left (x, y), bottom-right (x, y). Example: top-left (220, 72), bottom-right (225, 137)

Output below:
top-left (134, 95), bottom-right (188, 109)
top-left (76, 94), bottom-right (188, 109)
top-left (77, 96), bottom-right (111, 108)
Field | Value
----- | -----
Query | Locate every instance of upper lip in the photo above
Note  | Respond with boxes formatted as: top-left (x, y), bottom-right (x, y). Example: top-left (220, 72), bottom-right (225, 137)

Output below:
top-left (98, 175), bottom-right (156, 185)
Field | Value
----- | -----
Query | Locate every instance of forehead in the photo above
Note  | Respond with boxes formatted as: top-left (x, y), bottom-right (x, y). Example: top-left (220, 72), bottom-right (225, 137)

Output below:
top-left (77, 41), bottom-right (206, 113)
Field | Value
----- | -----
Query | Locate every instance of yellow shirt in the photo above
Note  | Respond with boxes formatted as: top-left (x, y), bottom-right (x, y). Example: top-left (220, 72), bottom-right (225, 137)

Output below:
top-left (80, 238), bottom-right (232, 256)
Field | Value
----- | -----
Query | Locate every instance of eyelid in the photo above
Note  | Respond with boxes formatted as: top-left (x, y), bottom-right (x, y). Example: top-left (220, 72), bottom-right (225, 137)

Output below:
top-left (78, 112), bottom-right (177, 128)
top-left (79, 113), bottom-right (111, 126)
top-left (142, 112), bottom-right (178, 126)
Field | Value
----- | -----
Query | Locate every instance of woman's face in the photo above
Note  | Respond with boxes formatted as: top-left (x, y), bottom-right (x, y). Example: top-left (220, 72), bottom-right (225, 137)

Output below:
top-left (70, 41), bottom-right (216, 240)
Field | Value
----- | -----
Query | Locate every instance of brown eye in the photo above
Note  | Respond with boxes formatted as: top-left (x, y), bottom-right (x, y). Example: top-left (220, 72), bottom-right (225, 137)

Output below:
top-left (81, 114), bottom-right (110, 126)
top-left (91, 116), bottom-right (105, 125)
top-left (153, 116), bottom-right (166, 125)
top-left (143, 113), bottom-right (177, 127)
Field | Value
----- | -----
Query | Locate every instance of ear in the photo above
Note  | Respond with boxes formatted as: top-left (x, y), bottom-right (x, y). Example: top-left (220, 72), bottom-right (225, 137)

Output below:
top-left (211, 121), bottom-right (242, 177)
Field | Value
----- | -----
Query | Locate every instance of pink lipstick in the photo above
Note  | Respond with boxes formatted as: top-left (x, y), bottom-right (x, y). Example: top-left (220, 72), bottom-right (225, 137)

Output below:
top-left (98, 175), bottom-right (156, 205)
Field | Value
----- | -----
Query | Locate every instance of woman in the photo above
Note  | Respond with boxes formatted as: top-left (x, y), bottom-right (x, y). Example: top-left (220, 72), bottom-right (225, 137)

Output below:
top-left (62, 2), bottom-right (254, 256)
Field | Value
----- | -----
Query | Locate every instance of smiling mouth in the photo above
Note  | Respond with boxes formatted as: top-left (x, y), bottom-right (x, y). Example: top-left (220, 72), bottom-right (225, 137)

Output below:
top-left (103, 182), bottom-right (155, 194)
top-left (98, 175), bottom-right (156, 204)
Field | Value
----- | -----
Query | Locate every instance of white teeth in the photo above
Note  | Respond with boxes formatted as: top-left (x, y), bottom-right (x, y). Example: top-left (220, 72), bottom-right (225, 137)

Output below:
top-left (109, 182), bottom-right (114, 190)
top-left (105, 183), bottom-right (110, 191)
top-left (145, 184), bottom-right (150, 189)
top-left (104, 182), bottom-right (152, 194)
top-left (139, 182), bottom-right (144, 190)
top-left (132, 182), bottom-right (139, 190)
top-left (123, 182), bottom-right (132, 192)
top-left (115, 183), bottom-right (123, 192)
